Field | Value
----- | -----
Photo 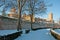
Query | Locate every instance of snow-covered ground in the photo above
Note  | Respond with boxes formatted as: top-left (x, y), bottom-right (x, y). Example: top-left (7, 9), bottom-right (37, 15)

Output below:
top-left (15, 29), bottom-right (56, 40)
top-left (0, 30), bottom-right (18, 36)
top-left (54, 29), bottom-right (60, 33)
top-left (0, 29), bottom-right (59, 40)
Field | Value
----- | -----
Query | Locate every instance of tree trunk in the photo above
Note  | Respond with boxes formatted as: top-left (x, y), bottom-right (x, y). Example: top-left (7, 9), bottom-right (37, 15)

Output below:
top-left (17, 0), bottom-right (22, 31)
top-left (31, 13), bottom-right (33, 30)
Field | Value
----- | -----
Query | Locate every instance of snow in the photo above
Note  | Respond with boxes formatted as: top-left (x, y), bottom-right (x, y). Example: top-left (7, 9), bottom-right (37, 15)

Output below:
top-left (55, 29), bottom-right (60, 33)
top-left (15, 29), bottom-right (56, 40)
top-left (0, 30), bottom-right (18, 36)
top-left (0, 29), bottom-right (58, 40)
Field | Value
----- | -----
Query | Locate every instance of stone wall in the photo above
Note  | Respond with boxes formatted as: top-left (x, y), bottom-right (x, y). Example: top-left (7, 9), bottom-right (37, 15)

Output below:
top-left (0, 16), bottom-right (17, 30)
top-left (0, 15), bottom-right (59, 30)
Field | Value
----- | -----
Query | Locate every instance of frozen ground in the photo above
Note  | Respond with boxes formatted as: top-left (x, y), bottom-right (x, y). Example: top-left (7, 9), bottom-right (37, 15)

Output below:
top-left (0, 30), bottom-right (18, 36)
top-left (0, 29), bottom-right (59, 40)
top-left (55, 29), bottom-right (60, 33)
top-left (15, 29), bottom-right (56, 40)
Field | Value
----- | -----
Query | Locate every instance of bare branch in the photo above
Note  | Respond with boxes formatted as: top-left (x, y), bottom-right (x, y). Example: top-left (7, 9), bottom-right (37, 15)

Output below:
top-left (21, 0), bottom-right (26, 8)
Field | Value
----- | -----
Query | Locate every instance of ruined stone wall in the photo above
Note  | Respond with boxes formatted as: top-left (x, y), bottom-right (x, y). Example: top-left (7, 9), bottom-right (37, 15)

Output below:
top-left (0, 16), bottom-right (59, 30)
top-left (0, 16), bottom-right (31, 30)
top-left (0, 16), bottom-right (17, 30)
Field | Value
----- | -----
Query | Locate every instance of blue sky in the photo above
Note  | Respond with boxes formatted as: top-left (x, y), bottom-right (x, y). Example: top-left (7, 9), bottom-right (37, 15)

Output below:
top-left (37, 0), bottom-right (60, 22)
top-left (0, 0), bottom-right (60, 22)
top-left (44, 0), bottom-right (60, 22)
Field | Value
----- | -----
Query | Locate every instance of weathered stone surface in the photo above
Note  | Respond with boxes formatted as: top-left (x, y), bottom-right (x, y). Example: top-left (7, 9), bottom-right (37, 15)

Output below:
top-left (0, 15), bottom-right (60, 30)
top-left (50, 29), bottom-right (60, 40)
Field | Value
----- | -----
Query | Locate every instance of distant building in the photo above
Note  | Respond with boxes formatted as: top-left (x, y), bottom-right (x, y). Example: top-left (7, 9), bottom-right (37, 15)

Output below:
top-left (35, 12), bottom-right (54, 23)
top-left (22, 13), bottom-right (35, 22)
top-left (8, 7), bottom-right (35, 22)
top-left (8, 7), bottom-right (54, 23)
top-left (8, 7), bottom-right (18, 18)
top-left (48, 12), bottom-right (53, 22)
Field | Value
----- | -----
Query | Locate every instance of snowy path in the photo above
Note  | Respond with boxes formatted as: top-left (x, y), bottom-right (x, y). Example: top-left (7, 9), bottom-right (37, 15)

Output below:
top-left (15, 29), bottom-right (56, 40)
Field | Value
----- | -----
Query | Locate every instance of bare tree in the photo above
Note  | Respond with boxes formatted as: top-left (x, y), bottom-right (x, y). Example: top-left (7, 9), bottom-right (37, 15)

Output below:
top-left (0, 0), bottom-right (51, 31)
top-left (0, 0), bottom-right (17, 16)
top-left (17, 0), bottom-right (26, 31)
top-left (0, 0), bottom-right (26, 31)
top-left (0, 0), bottom-right (6, 16)
top-left (26, 0), bottom-right (48, 30)
top-left (2, 0), bottom-right (7, 16)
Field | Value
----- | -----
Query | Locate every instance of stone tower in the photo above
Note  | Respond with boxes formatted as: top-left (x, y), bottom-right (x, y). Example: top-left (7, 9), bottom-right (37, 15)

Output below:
top-left (23, 13), bottom-right (35, 22)
top-left (8, 7), bottom-right (18, 18)
top-left (10, 7), bottom-right (16, 12)
top-left (48, 12), bottom-right (53, 22)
